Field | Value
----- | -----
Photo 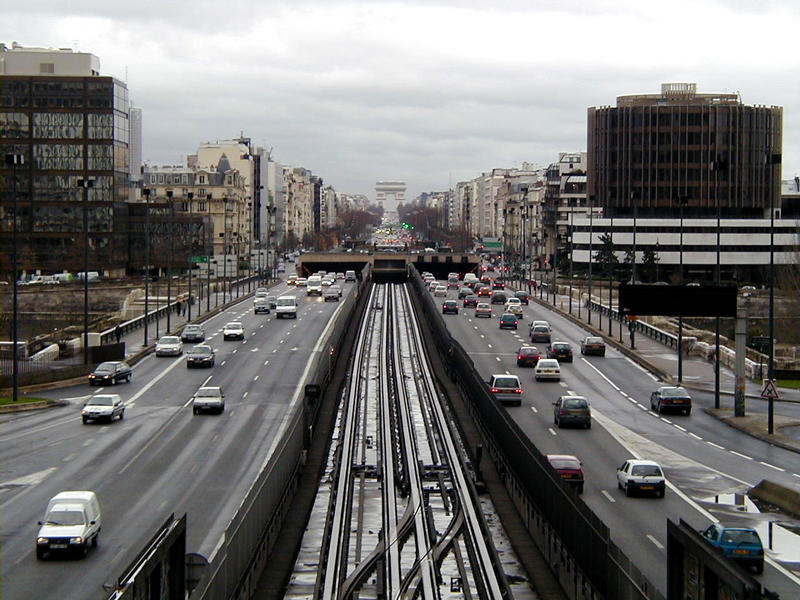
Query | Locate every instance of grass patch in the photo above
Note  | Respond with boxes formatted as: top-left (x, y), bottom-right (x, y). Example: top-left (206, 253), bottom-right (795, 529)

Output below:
top-left (777, 379), bottom-right (800, 390)
top-left (0, 396), bottom-right (52, 406)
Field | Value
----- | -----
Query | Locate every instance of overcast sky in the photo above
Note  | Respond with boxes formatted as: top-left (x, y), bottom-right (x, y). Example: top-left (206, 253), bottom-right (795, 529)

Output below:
top-left (6, 0), bottom-right (799, 199)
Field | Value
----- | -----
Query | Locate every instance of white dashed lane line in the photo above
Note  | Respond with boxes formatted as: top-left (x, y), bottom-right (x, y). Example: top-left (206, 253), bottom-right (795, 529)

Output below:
top-left (548, 428), bottom-right (557, 436)
top-left (759, 461), bottom-right (785, 472)
top-left (647, 534), bottom-right (664, 550)
top-left (601, 490), bottom-right (616, 503)
top-left (729, 451), bottom-right (752, 460)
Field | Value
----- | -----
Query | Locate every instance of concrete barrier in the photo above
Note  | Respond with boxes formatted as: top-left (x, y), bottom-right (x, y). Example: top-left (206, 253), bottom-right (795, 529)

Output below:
top-left (749, 480), bottom-right (800, 517)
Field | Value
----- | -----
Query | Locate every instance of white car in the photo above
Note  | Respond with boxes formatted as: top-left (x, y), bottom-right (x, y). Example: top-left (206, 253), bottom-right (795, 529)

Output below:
top-left (223, 322), bottom-right (245, 340)
top-left (504, 302), bottom-right (524, 318)
top-left (192, 386), bottom-right (225, 415)
top-left (534, 358), bottom-right (561, 381)
top-left (81, 394), bottom-right (125, 424)
top-left (155, 335), bottom-right (183, 357)
top-left (616, 459), bottom-right (666, 498)
top-left (434, 285), bottom-right (448, 297)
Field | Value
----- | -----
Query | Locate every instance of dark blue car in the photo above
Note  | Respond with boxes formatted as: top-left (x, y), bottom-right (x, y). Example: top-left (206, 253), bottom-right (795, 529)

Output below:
top-left (700, 524), bottom-right (764, 574)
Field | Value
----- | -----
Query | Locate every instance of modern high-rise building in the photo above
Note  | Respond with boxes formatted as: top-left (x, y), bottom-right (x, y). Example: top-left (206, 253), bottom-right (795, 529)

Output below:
top-left (0, 42), bottom-right (131, 277)
top-left (587, 83), bottom-right (782, 219)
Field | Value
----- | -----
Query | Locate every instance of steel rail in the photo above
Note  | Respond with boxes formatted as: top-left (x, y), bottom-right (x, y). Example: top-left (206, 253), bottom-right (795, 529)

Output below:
top-left (319, 285), bottom-right (379, 600)
top-left (399, 285), bottom-right (507, 599)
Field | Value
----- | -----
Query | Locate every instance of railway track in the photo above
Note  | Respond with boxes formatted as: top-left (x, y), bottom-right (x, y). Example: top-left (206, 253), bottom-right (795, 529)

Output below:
top-left (297, 283), bottom-right (511, 600)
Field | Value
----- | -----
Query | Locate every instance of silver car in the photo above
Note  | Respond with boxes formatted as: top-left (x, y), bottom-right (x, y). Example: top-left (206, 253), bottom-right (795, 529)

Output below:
top-left (82, 394), bottom-right (125, 424)
top-left (155, 335), bottom-right (183, 357)
top-left (192, 386), bottom-right (225, 415)
top-left (223, 322), bottom-right (245, 340)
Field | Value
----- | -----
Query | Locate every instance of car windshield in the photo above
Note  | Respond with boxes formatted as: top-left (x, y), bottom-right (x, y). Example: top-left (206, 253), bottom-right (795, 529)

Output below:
top-left (95, 362), bottom-right (116, 372)
top-left (89, 396), bottom-right (114, 406)
top-left (519, 347), bottom-right (537, 355)
top-left (538, 360), bottom-right (558, 368)
top-left (562, 398), bottom-right (587, 408)
top-left (586, 337), bottom-right (603, 344)
top-left (722, 530), bottom-right (761, 545)
top-left (44, 509), bottom-right (86, 526)
top-left (226, 323), bottom-right (242, 328)
top-left (553, 343), bottom-right (569, 350)
top-left (631, 464), bottom-right (663, 477)
top-left (185, 325), bottom-right (201, 332)
top-left (493, 377), bottom-right (519, 388)
top-left (195, 388), bottom-right (221, 397)
top-left (549, 457), bottom-right (581, 470)
top-left (191, 346), bottom-right (212, 355)
top-left (662, 388), bottom-right (688, 398)
top-left (159, 336), bottom-right (179, 344)
top-left (277, 298), bottom-right (295, 306)
top-left (533, 326), bottom-right (549, 332)
top-left (501, 314), bottom-right (515, 320)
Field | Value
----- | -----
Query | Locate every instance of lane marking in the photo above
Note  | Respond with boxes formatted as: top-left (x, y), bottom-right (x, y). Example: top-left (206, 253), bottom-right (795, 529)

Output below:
top-left (530, 406), bottom-right (538, 414)
top-left (729, 451), bottom-right (752, 460)
top-left (759, 461), bottom-right (785, 472)
top-left (706, 441), bottom-right (724, 450)
top-left (548, 428), bottom-right (557, 436)
top-left (647, 534), bottom-right (664, 550)
top-left (253, 375), bottom-right (259, 381)
top-left (688, 432), bottom-right (702, 440)
top-left (601, 490), bottom-right (616, 503)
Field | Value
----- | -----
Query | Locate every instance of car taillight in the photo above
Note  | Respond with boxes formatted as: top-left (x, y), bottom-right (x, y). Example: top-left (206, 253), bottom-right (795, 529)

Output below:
top-left (515, 388), bottom-right (523, 394)
top-left (517, 355), bottom-right (523, 360)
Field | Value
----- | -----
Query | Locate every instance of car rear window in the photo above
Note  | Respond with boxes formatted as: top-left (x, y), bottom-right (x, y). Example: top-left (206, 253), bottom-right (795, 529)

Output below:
top-left (723, 530), bottom-right (760, 544)
top-left (562, 398), bottom-right (587, 408)
top-left (631, 464), bottom-right (663, 476)
top-left (662, 388), bottom-right (689, 398)
top-left (519, 347), bottom-right (537, 355)
top-left (549, 457), bottom-right (581, 470)
top-left (533, 326), bottom-right (549, 332)
top-left (493, 377), bottom-right (519, 388)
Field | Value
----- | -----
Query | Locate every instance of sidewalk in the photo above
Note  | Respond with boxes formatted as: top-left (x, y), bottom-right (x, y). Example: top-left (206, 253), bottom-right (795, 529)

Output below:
top-left (524, 281), bottom-right (800, 454)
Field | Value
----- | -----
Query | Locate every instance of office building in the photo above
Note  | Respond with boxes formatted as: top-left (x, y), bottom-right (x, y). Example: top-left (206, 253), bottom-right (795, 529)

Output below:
top-left (0, 43), bottom-right (131, 277)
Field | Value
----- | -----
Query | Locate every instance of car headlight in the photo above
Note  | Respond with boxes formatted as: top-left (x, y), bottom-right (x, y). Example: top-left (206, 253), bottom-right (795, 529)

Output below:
top-left (69, 537), bottom-right (84, 545)
top-left (37, 537), bottom-right (49, 545)
top-left (81, 409), bottom-right (88, 415)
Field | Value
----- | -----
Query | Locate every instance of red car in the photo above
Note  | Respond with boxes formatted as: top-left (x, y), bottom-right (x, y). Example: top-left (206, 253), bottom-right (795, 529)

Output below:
top-left (547, 454), bottom-right (584, 494)
top-left (516, 345), bottom-right (541, 367)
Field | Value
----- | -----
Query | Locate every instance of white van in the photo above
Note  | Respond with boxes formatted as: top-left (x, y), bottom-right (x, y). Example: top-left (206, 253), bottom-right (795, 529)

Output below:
top-left (306, 275), bottom-right (323, 296)
top-left (345, 270), bottom-right (356, 282)
top-left (36, 491), bottom-right (101, 559)
top-left (275, 295), bottom-right (298, 319)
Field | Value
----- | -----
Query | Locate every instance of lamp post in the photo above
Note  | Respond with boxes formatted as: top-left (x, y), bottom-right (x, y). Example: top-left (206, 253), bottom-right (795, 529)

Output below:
top-left (568, 203), bottom-right (574, 316)
top-left (767, 152), bottom-right (781, 433)
top-left (143, 188), bottom-right (151, 346)
top-left (166, 190), bottom-right (173, 332)
top-left (552, 203), bottom-right (558, 307)
top-left (223, 197), bottom-right (229, 304)
top-left (711, 155), bottom-right (727, 408)
top-left (77, 176), bottom-right (95, 364)
top-left (676, 195), bottom-right (688, 382)
top-left (609, 211), bottom-right (614, 336)
top-left (588, 194), bottom-right (594, 326)
top-left (631, 192), bottom-right (638, 284)
top-left (206, 194), bottom-right (212, 312)
top-left (5, 152), bottom-right (24, 403)
top-left (187, 192), bottom-right (194, 321)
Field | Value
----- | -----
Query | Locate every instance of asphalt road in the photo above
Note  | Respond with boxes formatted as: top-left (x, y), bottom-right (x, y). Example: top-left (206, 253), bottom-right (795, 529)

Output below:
top-left (437, 283), bottom-right (800, 598)
top-left (0, 280), bottom-right (355, 600)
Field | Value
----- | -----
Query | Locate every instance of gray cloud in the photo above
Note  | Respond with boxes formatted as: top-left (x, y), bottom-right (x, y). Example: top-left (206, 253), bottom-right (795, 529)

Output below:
top-left (6, 0), bottom-right (798, 198)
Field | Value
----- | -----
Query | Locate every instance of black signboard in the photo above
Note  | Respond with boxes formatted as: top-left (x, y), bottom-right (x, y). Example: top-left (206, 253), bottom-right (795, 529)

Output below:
top-left (619, 284), bottom-right (737, 318)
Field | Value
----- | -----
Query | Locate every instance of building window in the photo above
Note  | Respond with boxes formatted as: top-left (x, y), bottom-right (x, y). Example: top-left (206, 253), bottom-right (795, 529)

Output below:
top-left (158, 175), bottom-right (164, 184)
top-left (181, 201), bottom-right (189, 212)
top-left (199, 201), bottom-right (206, 211)
top-left (199, 188), bottom-right (205, 196)
top-left (199, 175), bottom-right (205, 184)
top-left (39, 63), bottom-right (55, 74)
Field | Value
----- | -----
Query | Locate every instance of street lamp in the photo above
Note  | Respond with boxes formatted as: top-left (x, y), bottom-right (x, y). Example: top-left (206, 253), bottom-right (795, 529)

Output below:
top-left (608, 210), bottom-right (614, 336)
top-left (206, 194), bottom-right (212, 312)
top-left (187, 192), bottom-right (194, 320)
top-left (223, 196), bottom-right (229, 304)
top-left (166, 189), bottom-right (173, 331)
top-left (143, 188), bottom-right (151, 346)
top-left (711, 154), bottom-right (728, 408)
top-left (588, 194), bottom-right (594, 326)
top-left (767, 151), bottom-right (781, 433)
top-left (630, 191), bottom-right (638, 284)
top-left (5, 152), bottom-right (24, 403)
top-left (568, 203), bottom-right (574, 316)
top-left (676, 195), bottom-right (689, 382)
top-left (76, 176), bottom-right (95, 364)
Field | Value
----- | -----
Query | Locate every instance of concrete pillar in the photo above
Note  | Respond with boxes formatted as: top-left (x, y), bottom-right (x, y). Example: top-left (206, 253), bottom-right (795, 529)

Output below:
top-left (734, 317), bottom-right (746, 417)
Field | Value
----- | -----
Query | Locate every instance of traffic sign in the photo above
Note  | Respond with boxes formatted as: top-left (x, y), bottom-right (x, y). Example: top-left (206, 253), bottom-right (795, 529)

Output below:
top-left (760, 379), bottom-right (780, 400)
top-left (190, 256), bottom-right (208, 263)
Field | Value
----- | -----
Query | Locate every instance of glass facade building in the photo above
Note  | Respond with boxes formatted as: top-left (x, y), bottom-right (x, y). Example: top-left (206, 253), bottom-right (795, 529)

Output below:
top-left (0, 75), bottom-right (131, 277)
top-left (587, 83), bottom-right (782, 219)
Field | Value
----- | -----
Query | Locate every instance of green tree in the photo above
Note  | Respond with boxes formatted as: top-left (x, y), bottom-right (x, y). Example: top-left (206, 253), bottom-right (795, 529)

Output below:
top-left (641, 246), bottom-right (661, 282)
top-left (593, 233), bottom-right (619, 278)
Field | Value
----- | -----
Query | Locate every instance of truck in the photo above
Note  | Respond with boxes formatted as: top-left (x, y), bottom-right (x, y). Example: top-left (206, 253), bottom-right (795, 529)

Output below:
top-left (275, 295), bottom-right (298, 319)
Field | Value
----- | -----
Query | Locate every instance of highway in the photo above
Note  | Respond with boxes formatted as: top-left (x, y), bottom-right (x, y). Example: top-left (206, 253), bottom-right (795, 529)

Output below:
top-left (437, 276), bottom-right (800, 598)
top-left (2, 273), bottom-right (798, 599)
top-left (0, 279), bottom-right (356, 600)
